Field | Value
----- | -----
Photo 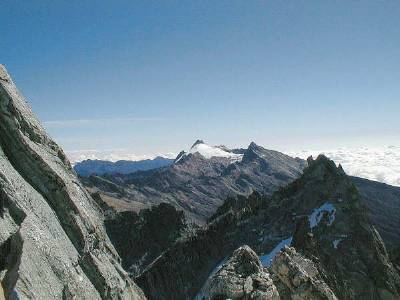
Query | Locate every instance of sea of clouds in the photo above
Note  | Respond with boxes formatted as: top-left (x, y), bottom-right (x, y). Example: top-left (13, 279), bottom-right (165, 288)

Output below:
top-left (66, 149), bottom-right (176, 165)
top-left (66, 145), bottom-right (400, 187)
top-left (288, 145), bottom-right (400, 187)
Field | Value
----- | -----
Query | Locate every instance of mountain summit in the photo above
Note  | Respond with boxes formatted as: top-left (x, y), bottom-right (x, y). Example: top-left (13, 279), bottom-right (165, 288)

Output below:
top-left (191, 139), bottom-right (205, 148)
top-left (182, 139), bottom-right (243, 160)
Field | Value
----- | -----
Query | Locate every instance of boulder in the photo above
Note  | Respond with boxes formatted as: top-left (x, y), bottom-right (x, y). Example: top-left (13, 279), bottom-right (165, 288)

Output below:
top-left (203, 245), bottom-right (280, 300)
top-left (271, 247), bottom-right (337, 300)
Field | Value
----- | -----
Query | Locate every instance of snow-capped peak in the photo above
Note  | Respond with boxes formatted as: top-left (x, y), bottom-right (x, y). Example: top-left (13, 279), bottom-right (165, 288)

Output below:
top-left (189, 140), bottom-right (242, 160)
top-left (175, 140), bottom-right (243, 163)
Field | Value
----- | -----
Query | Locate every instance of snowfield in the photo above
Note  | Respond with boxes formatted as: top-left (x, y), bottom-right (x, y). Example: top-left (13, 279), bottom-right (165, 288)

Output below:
top-left (309, 202), bottom-right (336, 229)
top-left (189, 142), bottom-right (243, 160)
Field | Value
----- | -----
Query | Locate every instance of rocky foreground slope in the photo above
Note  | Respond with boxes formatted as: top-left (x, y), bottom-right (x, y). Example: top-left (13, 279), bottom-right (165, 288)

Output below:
top-left (0, 65), bottom-right (145, 299)
top-left (137, 155), bottom-right (400, 299)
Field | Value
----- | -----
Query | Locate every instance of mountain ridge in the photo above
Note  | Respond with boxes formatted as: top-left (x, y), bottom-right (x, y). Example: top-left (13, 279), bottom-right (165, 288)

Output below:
top-left (137, 154), bottom-right (400, 299)
top-left (82, 141), bottom-right (307, 223)
top-left (74, 156), bottom-right (173, 176)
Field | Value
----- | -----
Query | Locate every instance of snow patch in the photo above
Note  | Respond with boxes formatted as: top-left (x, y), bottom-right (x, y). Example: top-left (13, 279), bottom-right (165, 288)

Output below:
top-left (309, 202), bottom-right (336, 229)
top-left (260, 237), bottom-right (293, 267)
top-left (174, 152), bottom-right (187, 163)
top-left (332, 239), bottom-right (342, 249)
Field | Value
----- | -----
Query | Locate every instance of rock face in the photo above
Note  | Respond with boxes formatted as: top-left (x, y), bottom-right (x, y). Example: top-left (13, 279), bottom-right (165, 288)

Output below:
top-left (203, 246), bottom-right (280, 300)
top-left (0, 65), bottom-right (145, 299)
top-left (351, 176), bottom-right (400, 250)
top-left (271, 247), bottom-right (337, 300)
top-left (102, 200), bottom-right (191, 276)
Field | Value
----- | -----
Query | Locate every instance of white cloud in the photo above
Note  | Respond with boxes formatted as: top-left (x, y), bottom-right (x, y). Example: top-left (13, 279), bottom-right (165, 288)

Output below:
top-left (66, 149), bottom-right (177, 164)
top-left (288, 145), bottom-right (400, 187)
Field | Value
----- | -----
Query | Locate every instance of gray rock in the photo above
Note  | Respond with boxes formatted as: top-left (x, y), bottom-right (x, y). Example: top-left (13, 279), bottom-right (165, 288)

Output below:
top-left (271, 247), bottom-right (337, 300)
top-left (203, 245), bottom-right (280, 300)
top-left (0, 65), bottom-right (145, 299)
top-left (202, 245), bottom-right (337, 300)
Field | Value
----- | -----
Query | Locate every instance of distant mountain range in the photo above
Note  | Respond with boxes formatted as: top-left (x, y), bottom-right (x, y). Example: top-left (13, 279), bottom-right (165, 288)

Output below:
top-left (80, 140), bottom-right (400, 233)
top-left (74, 156), bottom-right (173, 176)
top-left (80, 140), bottom-right (307, 222)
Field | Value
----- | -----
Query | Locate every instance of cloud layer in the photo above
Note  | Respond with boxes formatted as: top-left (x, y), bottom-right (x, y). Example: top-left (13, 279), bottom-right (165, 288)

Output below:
top-left (66, 149), bottom-right (177, 164)
top-left (288, 145), bottom-right (400, 187)
top-left (66, 145), bottom-right (400, 187)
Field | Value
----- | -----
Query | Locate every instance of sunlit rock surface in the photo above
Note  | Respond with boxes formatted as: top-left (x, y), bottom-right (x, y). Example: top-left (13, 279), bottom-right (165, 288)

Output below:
top-left (0, 65), bottom-right (145, 299)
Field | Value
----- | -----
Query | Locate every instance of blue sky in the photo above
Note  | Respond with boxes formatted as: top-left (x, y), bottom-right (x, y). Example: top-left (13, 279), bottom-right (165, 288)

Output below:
top-left (1, 1), bottom-right (400, 156)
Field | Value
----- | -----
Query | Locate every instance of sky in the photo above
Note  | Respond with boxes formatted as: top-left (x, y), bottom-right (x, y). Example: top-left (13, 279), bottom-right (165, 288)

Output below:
top-left (1, 1), bottom-right (400, 164)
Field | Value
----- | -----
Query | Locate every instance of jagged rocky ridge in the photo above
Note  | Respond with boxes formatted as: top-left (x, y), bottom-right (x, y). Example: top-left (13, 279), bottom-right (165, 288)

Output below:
top-left (81, 141), bottom-right (307, 223)
top-left (0, 65), bottom-right (145, 299)
top-left (137, 155), bottom-right (400, 299)
top-left (202, 245), bottom-right (338, 300)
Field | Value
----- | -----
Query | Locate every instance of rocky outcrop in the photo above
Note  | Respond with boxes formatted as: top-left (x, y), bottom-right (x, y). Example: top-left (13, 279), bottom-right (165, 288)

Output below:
top-left (291, 156), bottom-right (400, 299)
top-left (201, 245), bottom-right (337, 300)
top-left (0, 65), bottom-right (145, 299)
top-left (271, 247), bottom-right (337, 300)
top-left (202, 246), bottom-right (280, 300)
